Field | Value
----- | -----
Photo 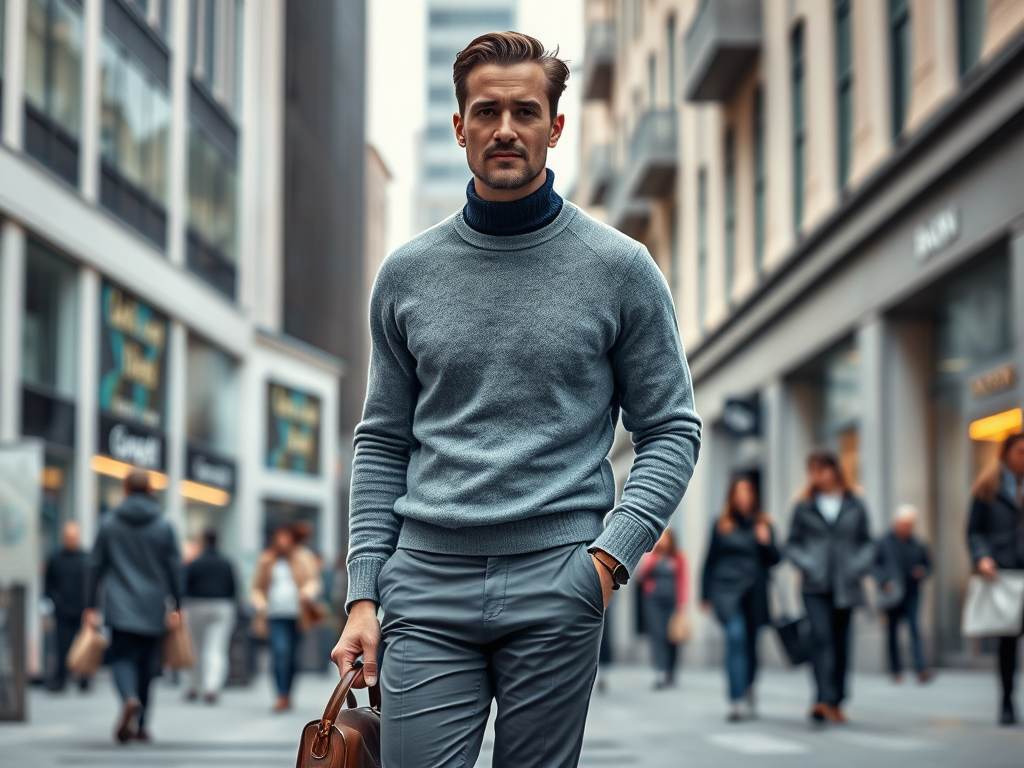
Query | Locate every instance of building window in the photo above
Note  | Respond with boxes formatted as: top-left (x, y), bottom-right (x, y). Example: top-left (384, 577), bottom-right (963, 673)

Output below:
top-left (187, 120), bottom-right (238, 297)
top-left (667, 15), bottom-right (677, 101)
top-left (22, 239), bottom-right (77, 400)
top-left (100, 23), bottom-right (171, 247)
top-left (121, 0), bottom-right (170, 38)
top-left (187, 335), bottom-right (238, 456)
top-left (425, 124), bottom-right (451, 142)
top-left (428, 10), bottom-right (511, 27)
top-left (189, 0), bottom-right (241, 113)
top-left (724, 127), bottom-right (736, 302)
top-left (889, 0), bottom-right (911, 139)
top-left (697, 168), bottom-right (708, 329)
top-left (753, 87), bottom-right (766, 274)
top-left (957, 0), bottom-right (987, 77)
top-left (791, 23), bottom-right (806, 234)
top-left (428, 85), bottom-right (453, 105)
top-left (835, 0), bottom-right (853, 190)
top-left (24, 0), bottom-right (83, 185)
top-left (425, 164), bottom-right (468, 181)
top-left (428, 47), bottom-right (460, 66)
top-left (647, 53), bottom-right (656, 107)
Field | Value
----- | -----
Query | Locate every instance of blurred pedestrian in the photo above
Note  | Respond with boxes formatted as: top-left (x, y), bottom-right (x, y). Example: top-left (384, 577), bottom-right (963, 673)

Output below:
top-left (251, 525), bottom-right (322, 712)
top-left (701, 476), bottom-right (780, 721)
top-left (636, 529), bottom-right (688, 690)
top-left (874, 504), bottom-right (931, 684)
top-left (45, 521), bottom-right (90, 692)
top-left (84, 469), bottom-right (182, 743)
top-left (967, 432), bottom-right (1024, 725)
top-left (183, 529), bottom-right (237, 704)
top-left (786, 449), bottom-right (874, 724)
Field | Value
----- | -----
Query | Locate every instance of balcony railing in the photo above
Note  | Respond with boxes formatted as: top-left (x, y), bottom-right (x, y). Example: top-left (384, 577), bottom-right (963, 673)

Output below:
top-left (582, 20), bottom-right (615, 101)
top-left (606, 173), bottom-right (651, 240)
top-left (587, 145), bottom-right (614, 206)
top-left (627, 109), bottom-right (678, 198)
top-left (684, 0), bottom-right (762, 102)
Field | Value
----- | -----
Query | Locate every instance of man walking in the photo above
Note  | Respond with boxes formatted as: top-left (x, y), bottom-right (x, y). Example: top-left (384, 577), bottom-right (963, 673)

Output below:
top-left (332, 32), bottom-right (701, 768)
top-left (85, 469), bottom-right (182, 743)
top-left (183, 528), bottom-right (237, 703)
top-left (875, 504), bottom-right (932, 683)
top-left (45, 521), bottom-right (90, 691)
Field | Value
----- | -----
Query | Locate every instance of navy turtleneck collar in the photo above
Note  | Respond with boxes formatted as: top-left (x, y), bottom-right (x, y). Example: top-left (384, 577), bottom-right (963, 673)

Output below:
top-left (463, 169), bottom-right (564, 237)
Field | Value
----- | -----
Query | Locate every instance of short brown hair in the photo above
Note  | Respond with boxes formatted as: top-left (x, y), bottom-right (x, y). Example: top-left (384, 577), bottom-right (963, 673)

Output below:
top-left (124, 468), bottom-right (151, 495)
top-left (453, 32), bottom-right (570, 118)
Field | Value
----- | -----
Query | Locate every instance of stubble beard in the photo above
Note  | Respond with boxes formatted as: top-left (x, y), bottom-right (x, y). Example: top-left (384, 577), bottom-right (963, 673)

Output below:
top-left (468, 145), bottom-right (547, 191)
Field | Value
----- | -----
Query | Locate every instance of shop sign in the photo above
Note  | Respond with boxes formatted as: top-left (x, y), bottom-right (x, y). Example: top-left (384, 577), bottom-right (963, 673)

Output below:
top-left (186, 445), bottom-right (236, 493)
top-left (722, 397), bottom-right (760, 437)
top-left (99, 415), bottom-right (165, 471)
top-left (969, 364), bottom-right (1017, 399)
top-left (913, 206), bottom-right (959, 262)
top-left (99, 282), bottom-right (168, 429)
top-left (266, 382), bottom-right (321, 475)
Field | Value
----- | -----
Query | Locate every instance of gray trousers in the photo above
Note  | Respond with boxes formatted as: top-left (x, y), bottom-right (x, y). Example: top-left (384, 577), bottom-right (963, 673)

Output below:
top-left (377, 542), bottom-right (605, 768)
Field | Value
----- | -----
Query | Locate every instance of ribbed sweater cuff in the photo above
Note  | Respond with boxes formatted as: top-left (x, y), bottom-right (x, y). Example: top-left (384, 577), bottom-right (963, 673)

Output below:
top-left (591, 512), bottom-right (655, 574)
top-left (345, 557), bottom-right (386, 613)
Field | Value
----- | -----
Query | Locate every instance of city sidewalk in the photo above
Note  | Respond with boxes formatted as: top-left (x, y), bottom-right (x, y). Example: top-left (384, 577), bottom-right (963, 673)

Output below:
top-left (1, 665), bottom-right (1021, 767)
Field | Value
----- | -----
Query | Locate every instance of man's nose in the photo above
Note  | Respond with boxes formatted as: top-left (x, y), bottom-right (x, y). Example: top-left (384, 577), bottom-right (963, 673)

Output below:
top-left (494, 111), bottom-right (517, 142)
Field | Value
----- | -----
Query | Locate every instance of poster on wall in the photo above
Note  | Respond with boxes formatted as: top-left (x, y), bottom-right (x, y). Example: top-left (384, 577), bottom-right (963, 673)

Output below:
top-left (0, 440), bottom-right (43, 695)
top-left (266, 382), bottom-right (321, 475)
top-left (99, 282), bottom-right (168, 429)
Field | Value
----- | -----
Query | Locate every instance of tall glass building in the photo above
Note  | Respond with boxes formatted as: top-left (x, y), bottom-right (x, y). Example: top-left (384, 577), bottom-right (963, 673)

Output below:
top-left (416, 0), bottom-right (516, 233)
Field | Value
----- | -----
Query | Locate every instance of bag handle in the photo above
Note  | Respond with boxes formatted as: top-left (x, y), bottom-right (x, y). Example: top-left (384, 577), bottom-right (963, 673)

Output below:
top-left (322, 660), bottom-right (381, 724)
top-left (310, 661), bottom-right (381, 759)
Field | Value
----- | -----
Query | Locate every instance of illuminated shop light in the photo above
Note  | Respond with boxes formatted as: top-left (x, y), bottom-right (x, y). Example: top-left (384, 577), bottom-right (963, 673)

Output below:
top-left (41, 466), bottom-right (64, 490)
top-left (90, 455), bottom-right (169, 490)
top-left (969, 409), bottom-right (1023, 442)
top-left (181, 480), bottom-right (231, 507)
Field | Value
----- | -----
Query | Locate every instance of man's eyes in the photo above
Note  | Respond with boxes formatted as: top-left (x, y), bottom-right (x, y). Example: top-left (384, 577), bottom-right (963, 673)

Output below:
top-left (476, 109), bottom-right (538, 118)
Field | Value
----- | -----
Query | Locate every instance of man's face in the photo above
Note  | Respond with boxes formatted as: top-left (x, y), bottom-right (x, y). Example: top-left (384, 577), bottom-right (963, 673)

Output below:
top-left (62, 522), bottom-right (80, 552)
top-left (454, 62), bottom-right (564, 194)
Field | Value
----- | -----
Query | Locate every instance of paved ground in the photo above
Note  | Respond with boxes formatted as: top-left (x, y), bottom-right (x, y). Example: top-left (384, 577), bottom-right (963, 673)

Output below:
top-left (1, 664), bottom-right (1021, 767)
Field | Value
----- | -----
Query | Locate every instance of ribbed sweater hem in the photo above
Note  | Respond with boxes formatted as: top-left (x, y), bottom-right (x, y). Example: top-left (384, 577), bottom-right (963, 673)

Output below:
top-left (397, 511), bottom-right (606, 557)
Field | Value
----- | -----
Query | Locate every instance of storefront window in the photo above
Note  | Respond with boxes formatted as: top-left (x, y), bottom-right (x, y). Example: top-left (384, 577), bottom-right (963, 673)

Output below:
top-left (39, 453), bottom-right (74, 556)
top-left (24, 0), bottom-right (83, 184)
top-left (817, 341), bottom-right (861, 487)
top-left (935, 248), bottom-right (1010, 375)
top-left (186, 335), bottom-right (238, 454)
top-left (22, 239), bottom-right (77, 399)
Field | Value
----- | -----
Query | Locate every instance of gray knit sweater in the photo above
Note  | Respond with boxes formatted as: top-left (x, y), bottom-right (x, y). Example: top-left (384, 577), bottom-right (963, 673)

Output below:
top-left (346, 202), bottom-right (701, 607)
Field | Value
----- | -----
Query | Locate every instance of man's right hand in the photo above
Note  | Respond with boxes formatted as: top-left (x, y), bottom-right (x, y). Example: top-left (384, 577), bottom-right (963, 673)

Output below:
top-left (978, 557), bottom-right (999, 581)
top-left (331, 600), bottom-right (381, 687)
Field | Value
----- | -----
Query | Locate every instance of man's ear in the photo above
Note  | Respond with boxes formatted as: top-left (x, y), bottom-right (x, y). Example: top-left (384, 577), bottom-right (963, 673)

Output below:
top-left (549, 113), bottom-right (566, 149)
top-left (453, 112), bottom-right (466, 147)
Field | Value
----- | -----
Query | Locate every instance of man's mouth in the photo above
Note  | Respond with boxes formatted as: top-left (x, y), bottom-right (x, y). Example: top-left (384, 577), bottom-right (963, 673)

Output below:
top-left (488, 151), bottom-right (524, 160)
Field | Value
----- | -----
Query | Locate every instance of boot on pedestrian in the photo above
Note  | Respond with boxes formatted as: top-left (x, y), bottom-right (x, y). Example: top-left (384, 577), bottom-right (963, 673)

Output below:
top-left (115, 697), bottom-right (142, 743)
top-left (1000, 698), bottom-right (1016, 726)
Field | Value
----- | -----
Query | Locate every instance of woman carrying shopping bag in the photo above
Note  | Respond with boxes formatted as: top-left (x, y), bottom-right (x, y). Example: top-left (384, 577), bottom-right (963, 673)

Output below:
top-left (701, 475), bottom-right (780, 722)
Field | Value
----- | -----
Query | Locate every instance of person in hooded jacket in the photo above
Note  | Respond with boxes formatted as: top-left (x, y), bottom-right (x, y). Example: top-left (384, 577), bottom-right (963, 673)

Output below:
top-left (786, 449), bottom-right (874, 725)
top-left (702, 475), bottom-right (780, 721)
top-left (967, 431), bottom-right (1024, 725)
top-left (84, 470), bottom-right (182, 743)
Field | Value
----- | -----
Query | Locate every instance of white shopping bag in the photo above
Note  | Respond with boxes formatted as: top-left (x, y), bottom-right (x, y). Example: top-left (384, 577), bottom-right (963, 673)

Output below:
top-left (961, 570), bottom-right (1024, 638)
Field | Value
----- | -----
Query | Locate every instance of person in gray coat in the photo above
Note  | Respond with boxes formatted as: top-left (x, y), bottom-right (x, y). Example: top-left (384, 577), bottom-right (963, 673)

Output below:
top-left (84, 470), bottom-right (182, 743)
top-left (786, 449), bottom-right (874, 724)
top-left (967, 432), bottom-right (1024, 725)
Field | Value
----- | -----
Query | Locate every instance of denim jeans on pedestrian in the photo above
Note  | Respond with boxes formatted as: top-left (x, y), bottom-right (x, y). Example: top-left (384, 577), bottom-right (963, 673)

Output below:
top-left (803, 592), bottom-right (852, 706)
top-left (722, 608), bottom-right (759, 702)
top-left (110, 630), bottom-right (161, 729)
top-left (268, 618), bottom-right (300, 697)
top-left (886, 591), bottom-right (925, 674)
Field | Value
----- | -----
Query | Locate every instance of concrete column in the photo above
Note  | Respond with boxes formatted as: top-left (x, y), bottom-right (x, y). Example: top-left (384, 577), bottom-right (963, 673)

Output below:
top-left (856, 315), bottom-right (888, 534)
top-left (0, 220), bottom-right (25, 442)
top-left (165, 320), bottom-right (188, 537)
top-left (74, 267), bottom-right (100, 544)
top-left (1, 0), bottom-right (27, 149)
top-left (761, 0), bottom-right (795, 268)
top-left (166, 0), bottom-right (191, 267)
top-left (79, 0), bottom-right (103, 201)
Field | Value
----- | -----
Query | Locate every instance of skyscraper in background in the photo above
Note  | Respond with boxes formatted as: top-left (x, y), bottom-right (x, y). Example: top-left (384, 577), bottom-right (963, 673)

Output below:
top-left (416, 0), bottom-right (517, 234)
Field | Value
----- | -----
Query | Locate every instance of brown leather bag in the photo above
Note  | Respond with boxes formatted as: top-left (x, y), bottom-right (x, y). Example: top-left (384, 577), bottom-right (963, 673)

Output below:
top-left (295, 666), bottom-right (381, 768)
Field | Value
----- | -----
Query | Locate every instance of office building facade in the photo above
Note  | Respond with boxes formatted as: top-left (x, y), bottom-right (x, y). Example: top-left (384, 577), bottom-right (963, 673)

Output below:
top-left (0, 0), bottom-right (365, 674)
top-left (577, 0), bottom-right (1024, 669)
